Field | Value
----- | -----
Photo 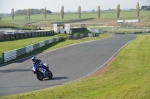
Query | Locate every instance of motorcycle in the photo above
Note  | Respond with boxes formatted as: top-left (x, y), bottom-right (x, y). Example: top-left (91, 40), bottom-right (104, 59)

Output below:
top-left (32, 63), bottom-right (53, 81)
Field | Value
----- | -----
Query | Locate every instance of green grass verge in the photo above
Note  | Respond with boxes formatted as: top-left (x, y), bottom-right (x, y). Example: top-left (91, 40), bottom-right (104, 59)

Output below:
top-left (1, 34), bottom-right (150, 99)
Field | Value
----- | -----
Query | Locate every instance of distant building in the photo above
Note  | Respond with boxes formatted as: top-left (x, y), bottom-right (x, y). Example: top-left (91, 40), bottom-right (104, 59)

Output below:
top-left (117, 20), bottom-right (124, 23)
top-left (117, 19), bottom-right (140, 23)
top-left (124, 19), bottom-right (140, 23)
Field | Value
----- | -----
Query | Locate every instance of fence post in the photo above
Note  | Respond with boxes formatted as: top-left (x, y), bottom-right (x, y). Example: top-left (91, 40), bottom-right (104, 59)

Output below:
top-left (37, 32), bottom-right (39, 36)
top-left (2, 53), bottom-right (4, 63)
top-left (26, 33), bottom-right (28, 37)
top-left (9, 34), bottom-right (11, 39)
top-left (15, 33), bottom-right (16, 39)
top-left (19, 33), bottom-right (21, 38)
top-left (4, 34), bottom-right (6, 40)
top-left (23, 33), bottom-right (25, 38)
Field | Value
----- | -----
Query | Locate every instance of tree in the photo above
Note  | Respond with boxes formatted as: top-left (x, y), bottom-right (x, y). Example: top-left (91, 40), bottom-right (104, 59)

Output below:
top-left (11, 8), bottom-right (14, 20)
top-left (108, 8), bottom-right (112, 11)
top-left (141, 5), bottom-right (150, 10)
top-left (136, 2), bottom-right (140, 17)
top-left (97, 5), bottom-right (100, 18)
top-left (46, 10), bottom-right (52, 13)
top-left (116, 4), bottom-right (120, 18)
top-left (78, 6), bottom-right (81, 18)
top-left (61, 6), bottom-right (64, 19)
top-left (91, 9), bottom-right (95, 12)
top-left (44, 7), bottom-right (47, 19)
top-left (27, 8), bottom-right (30, 20)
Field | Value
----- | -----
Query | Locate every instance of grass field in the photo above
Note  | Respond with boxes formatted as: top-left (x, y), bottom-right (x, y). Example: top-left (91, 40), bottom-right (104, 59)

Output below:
top-left (1, 34), bottom-right (150, 99)
top-left (0, 10), bottom-right (150, 26)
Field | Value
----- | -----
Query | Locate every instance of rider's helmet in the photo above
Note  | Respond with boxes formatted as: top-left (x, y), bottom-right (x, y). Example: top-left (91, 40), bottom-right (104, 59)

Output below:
top-left (32, 56), bottom-right (36, 62)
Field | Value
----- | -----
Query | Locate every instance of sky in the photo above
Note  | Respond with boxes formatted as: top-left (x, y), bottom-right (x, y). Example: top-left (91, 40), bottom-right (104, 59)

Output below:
top-left (0, 0), bottom-right (149, 13)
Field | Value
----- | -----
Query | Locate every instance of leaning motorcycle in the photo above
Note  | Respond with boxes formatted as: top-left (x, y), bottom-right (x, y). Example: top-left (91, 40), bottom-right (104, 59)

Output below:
top-left (32, 63), bottom-right (53, 81)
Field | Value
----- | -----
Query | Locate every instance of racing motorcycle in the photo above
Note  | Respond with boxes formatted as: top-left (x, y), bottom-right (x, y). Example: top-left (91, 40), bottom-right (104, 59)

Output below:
top-left (32, 63), bottom-right (53, 81)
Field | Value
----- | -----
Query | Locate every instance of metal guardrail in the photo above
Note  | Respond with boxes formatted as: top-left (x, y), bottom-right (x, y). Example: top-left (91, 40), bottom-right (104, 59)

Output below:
top-left (67, 33), bottom-right (98, 39)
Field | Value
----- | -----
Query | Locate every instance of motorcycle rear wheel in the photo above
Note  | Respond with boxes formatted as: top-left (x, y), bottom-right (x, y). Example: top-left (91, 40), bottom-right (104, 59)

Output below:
top-left (48, 71), bottom-right (53, 79)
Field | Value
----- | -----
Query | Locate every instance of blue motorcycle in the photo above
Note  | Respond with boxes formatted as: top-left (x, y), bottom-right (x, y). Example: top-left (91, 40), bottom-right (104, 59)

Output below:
top-left (32, 63), bottom-right (53, 81)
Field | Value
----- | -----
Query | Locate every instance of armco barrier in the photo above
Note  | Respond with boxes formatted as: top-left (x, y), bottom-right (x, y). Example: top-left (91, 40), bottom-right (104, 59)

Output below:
top-left (25, 44), bottom-right (34, 53)
top-left (67, 35), bottom-right (73, 39)
top-left (67, 33), bottom-right (96, 40)
top-left (3, 37), bottom-right (62, 63)
top-left (3, 50), bottom-right (17, 62)
top-left (115, 33), bottom-right (126, 35)
top-left (134, 32), bottom-right (143, 34)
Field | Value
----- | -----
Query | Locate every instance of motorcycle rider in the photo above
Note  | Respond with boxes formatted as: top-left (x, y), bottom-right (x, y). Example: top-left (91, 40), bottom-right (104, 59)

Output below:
top-left (32, 56), bottom-right (43, 67)
top-left (31, 56), bottom-right (49, 75)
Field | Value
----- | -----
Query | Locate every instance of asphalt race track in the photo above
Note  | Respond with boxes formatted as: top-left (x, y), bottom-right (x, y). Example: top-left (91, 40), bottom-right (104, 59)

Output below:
top-left (0, 34), bottom-right (136, 96)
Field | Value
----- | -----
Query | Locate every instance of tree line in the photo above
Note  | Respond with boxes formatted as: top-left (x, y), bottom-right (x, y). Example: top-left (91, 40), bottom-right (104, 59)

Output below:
top-left (141, 5), bottom-right (150, 10)
top-left (14, 8), bottom-right (52, 15)
top-left (11, 8), bottom-right (49, 20)
top-left (10, 2), bottom-right (141, 20)
top-left (59, 2), bottom-right (140, 19)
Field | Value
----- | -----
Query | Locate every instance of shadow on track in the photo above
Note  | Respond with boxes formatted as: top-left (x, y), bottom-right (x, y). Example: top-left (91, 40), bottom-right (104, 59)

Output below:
top-left (44, 77), bottom-right (69, 81)
top-left (51, 77), bottom-right (68, 80)
top-left (0, 69), bottom-right (31, 73)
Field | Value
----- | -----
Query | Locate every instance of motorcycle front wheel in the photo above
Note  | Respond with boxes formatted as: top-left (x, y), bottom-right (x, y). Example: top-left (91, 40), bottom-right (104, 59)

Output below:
top-left (36, 71), bottom-right (44, 81)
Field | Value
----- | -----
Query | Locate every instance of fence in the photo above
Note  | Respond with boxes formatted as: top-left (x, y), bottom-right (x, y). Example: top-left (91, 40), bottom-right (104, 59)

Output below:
top-left (67, 33), bottom-right (99, 39)
top-left (0, 28), bottom-right (87, 40)
top-left (71, 28), bottom-right (86, 33)
top-left (2, 37), bottom-right (62, 63)
top-left (0, 30), bottom-right (54, 40)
